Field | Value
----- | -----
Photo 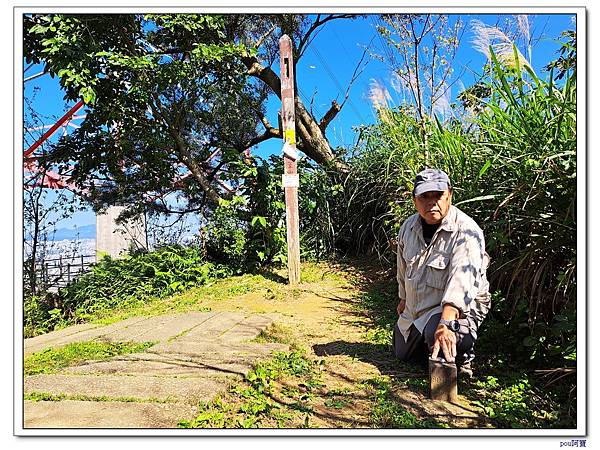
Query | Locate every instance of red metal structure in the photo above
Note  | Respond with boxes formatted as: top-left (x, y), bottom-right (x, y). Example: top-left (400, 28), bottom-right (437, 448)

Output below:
top-left (24, 99), bottom-right (86, 192)
top-left (23, 76), bottom-right (248, 198)
top-left (24, 99), bottom-right (84, 159)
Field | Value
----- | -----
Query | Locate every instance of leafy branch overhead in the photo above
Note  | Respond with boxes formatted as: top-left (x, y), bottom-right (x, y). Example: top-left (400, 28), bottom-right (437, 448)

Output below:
top-left (24, 14), bottom-right (357, 217)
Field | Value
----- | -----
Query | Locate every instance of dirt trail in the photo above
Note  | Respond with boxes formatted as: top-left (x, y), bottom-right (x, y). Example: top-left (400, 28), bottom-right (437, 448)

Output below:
top-left (164, 263), bottom-right (483, 428)
top-left (22, 262), bottom-right (484, 429)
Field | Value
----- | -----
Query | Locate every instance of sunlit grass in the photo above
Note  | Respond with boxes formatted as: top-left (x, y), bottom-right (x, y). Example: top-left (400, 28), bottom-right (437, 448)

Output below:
top-left (24, 340), bottom-right (156, 376)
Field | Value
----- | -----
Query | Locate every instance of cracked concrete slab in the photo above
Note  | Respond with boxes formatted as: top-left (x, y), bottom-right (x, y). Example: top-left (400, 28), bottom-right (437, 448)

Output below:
top-left (24, 400), bottom-right (197, 428)
top-left (220, 314), bottom-right (278, 342)
top-left (59, 346), bottom-right (285, 378)
top-left (24, 316), bottom-right (151, 355)
top-left (149, 339), bottom-right (285, 356)
top-left (178, 311), bottom-right (251, 340)
top-left (23, 310), bottom-right (288, 428)
top-left (25, 373), bottom-right (227, 404)
top-left (98, 311), bottom-right (218, 343)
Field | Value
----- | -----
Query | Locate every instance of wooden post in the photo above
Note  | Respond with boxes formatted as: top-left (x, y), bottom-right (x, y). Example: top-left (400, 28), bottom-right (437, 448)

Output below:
top-left (279, 35), bottom-right (300, 285)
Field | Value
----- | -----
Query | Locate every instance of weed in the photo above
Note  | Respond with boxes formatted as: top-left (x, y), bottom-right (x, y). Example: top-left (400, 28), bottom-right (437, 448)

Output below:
top-left (323, 388), bottom-right (354, 410)
top-left (24, 340), bottom-right (155, 375)
top-left (463, 372), bottom-right (567, 428)
top-left (179, 350), bottom-right (324, 428)
top-left (252, 323), bottom-right (298, 349)
top-left (401, 377), bottom-right (428, 392)
top-left (363, 377), bottom-right (448, 428)
top-left (299, 263), bottom-right (350, 286)
top-left (354, 281), bottom-right (398, 346)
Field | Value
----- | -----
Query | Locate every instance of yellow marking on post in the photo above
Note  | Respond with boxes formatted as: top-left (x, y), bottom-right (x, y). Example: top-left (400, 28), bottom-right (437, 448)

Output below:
top-left (284, 129), bottom-right (296, 145)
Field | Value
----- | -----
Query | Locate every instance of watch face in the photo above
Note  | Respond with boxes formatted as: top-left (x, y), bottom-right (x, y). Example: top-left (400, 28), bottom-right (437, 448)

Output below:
top-left (450, 320), bottom-right (460, 332)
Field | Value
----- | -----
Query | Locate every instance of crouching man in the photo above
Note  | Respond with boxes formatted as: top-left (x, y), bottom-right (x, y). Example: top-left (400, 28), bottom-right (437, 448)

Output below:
top-left (394, 168), bottom-right (491, 376)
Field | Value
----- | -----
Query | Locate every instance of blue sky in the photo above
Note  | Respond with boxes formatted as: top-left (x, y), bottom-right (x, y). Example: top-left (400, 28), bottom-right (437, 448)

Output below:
top-left (22, 13), bottom-right (575, 231)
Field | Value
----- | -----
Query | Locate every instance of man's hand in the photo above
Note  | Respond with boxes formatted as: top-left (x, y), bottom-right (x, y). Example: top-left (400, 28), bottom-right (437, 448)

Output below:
top-left (397, 298), bottom-right (406, 316)
top-left (431, 324), bottom-right (457, 363)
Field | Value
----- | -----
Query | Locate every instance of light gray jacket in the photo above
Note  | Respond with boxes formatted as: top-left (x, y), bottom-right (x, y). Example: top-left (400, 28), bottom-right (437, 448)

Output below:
top-left (396, 205), bottom-right (491, 341)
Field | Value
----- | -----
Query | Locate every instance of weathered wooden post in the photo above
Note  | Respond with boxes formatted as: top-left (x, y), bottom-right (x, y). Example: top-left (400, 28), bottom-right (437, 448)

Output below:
top-left (279, 35), bottom-right (300, 285)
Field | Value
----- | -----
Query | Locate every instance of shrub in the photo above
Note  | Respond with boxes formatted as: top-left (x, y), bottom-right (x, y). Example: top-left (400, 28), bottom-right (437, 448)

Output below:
top-left (24, 245), bottom-right (231, 336)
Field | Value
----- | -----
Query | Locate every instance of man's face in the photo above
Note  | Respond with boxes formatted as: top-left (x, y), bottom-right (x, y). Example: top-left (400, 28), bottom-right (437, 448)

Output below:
top-left (413, 189), bottom-right (452, 225)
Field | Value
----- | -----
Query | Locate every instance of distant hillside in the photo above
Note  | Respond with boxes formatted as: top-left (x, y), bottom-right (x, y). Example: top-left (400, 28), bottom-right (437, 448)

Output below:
top-left (49, 224), bottom-right (96, 240)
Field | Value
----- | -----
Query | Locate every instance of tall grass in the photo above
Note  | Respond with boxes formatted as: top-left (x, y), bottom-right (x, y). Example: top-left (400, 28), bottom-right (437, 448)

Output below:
top-left (475, 48), bottom-right (576, 331)
top-left (332, 42), bottom-right (576, 367)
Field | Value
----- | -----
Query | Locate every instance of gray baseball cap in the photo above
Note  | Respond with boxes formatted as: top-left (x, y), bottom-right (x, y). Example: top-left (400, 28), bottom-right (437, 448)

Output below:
top-left (413, 168), bottom-right (451, 196)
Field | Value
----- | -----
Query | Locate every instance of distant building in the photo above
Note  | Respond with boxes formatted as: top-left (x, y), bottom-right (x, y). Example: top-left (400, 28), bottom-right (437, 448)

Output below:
top-left (96, 206), bottom-right (147, 260)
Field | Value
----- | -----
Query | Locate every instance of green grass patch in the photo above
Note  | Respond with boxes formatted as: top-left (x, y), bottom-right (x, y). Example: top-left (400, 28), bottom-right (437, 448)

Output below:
top-left (362, 377), bottom-right (448, 429)
top-left (462, 372), bottom-right (572, 428)
top-left (400, 377), bottom-right (429, 392)
top-left (251, 323), bottom-right (298, 349)
top-left (24, 391), bottom-right (175, 404)
top-left (323, 388), bottom-right (354, 410)
top-left (24, 340), bottom-right (155, 376)
top-left (354, 281), bottom-right (397, 345)
top-left (299, 262), bottom-right (351, 286)
top-left (178, 351), bottom-right (324, 428)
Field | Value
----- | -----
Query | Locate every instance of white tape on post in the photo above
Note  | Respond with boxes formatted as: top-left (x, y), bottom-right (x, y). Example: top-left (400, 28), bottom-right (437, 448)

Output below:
top-left (282, 174), bottom-right (299, 188)
top-left (282, 141), bottom-right (298, 160)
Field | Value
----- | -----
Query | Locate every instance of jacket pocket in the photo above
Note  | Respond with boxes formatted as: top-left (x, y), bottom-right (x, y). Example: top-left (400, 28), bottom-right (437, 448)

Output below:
top-left (425, 253), bottom-right (449, 290)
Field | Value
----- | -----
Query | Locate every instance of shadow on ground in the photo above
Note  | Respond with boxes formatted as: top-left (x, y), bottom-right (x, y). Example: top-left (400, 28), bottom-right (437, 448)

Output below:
top-left (310, 258), bottom-right (485, 428)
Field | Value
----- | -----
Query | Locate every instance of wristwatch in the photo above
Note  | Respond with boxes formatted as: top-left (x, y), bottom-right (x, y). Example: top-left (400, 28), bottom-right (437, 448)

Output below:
top-left (438, 318), bottom-right (460, 332)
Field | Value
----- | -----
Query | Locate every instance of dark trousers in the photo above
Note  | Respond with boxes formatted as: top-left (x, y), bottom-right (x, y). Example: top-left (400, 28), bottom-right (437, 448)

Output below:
top-left (392, 313), bottom-right (475, 365)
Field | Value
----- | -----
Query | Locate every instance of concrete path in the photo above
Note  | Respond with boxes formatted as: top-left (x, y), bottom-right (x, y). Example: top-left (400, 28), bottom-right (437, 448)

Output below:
top-left (23, 311), bottom-right (287, 429)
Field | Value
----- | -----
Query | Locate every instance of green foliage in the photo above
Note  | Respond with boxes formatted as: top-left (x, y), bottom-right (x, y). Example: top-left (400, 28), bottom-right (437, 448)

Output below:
top-left (297, 160), bottom-right (346, 260)
top-left (24, 295), bottom-right (66, 338)
top-left (467, 292), bottom-right (577, 429)
top-left (476, 46), bottom-right (576, 339)
top-left (363, 377), bottom-right (447, 428)
top-left (343, 33), bottom-right (577, 368)
top-left (202, 155), bottom-right (345, 270)
top-left (464, 372), bottom-right (571, 428)
top-left (179, 350), bottom-right (323, 428)
top-left (24, 245), bottom-right (231, 336)
top-left (205, 199), bottom-right (250, 270)
top-left (24, 340), bottom-right (155, 376)
top-left (63, 245), bottom-right (230, 314)
top-left (24, 13), bottom-right (266, 218)
top-left (477, 292), bottom-right (577, 368)
top-left (239, 154), bottom-right (342, 265)
top-left (242, 157), bottom-right (288, 266)
top-left (544, 30), bottom-right (576, 80)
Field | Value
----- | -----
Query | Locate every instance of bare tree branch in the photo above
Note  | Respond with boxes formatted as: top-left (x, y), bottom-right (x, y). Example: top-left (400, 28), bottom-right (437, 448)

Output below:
top-left (319, 101), bottom-right (341, 133)
top-left (319, 43), bottom-right (370, 131)
top-left (296, 14), bottom-right (357, 60)
top-left (254, 24), bottom-right (277, 49)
